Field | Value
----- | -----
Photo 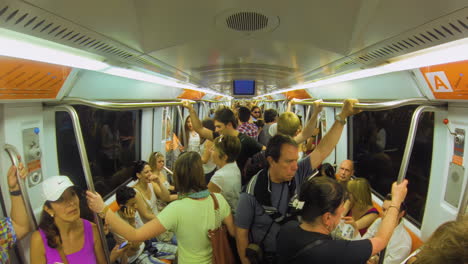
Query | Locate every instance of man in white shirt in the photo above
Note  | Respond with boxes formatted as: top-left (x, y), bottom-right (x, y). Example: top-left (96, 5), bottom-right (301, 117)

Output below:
top-left (362, 194), bottom-right (412, 264)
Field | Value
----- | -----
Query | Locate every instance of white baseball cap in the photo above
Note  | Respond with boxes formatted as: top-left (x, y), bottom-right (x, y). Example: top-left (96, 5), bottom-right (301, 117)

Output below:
top-left (42, 175), bottom-right (74, 201)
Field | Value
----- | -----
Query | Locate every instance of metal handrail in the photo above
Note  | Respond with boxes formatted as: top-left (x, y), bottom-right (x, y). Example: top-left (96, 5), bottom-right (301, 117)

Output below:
top-left (457, 179), bottom-right (468, 221)
top-left (49, 98), bottom-right (193, 110)
top-left (4, 144), bottom-right (38, 229)
top-left (291, 98), bottom-right (445, 111)
top-left (397, 105), bottom-right (445, 183)
top-left (48, 105), bottom-right (111, 263)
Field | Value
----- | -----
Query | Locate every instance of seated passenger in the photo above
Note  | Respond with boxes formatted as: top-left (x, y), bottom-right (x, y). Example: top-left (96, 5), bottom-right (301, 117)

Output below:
top-left (344, 178), bottom-right (379, 236)
top-left (148, 152), bottom-right (175, 195)
top-left (132, 160), bottom-right (172, 223)
top-left (1, 164), bottom-right (31, 263)
top-left (208, 135), bottom-right (242, 213)
top-left (277, 177), bottom-right (408, 264)
top-left (351, 194), bottom-right (411, 264)
top-left (87, 152), bottom-right (236, 264)
top-left (406, 218), bottom-right (467, 264)
top-left (335, 159), bottom-right (355, 188)
top-left (114, 186), bottom-right (144, 263)
top-left (200, 118), bottom-right (217, 183)
top-left (30, 175), bottom-right (106, 264)
top-left (237, 106), bottom-right (259, 138)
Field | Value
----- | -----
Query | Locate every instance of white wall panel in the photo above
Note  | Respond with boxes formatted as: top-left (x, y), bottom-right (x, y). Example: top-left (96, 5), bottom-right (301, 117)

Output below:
top-left (306, 71), bottom-right (424, 100)
top-left (420, 105), bottom-right (468, 240)
top-left (68, 70), bottom-right (183, 100)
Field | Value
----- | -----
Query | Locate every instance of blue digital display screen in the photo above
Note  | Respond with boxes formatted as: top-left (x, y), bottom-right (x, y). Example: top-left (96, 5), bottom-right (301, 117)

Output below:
top-left (233, 80), bottom-right (255, 95)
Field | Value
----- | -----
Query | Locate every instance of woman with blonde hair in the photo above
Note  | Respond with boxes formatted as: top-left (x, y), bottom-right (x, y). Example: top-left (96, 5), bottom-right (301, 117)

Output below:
top-left (343, 178), bottom-right (379, 236)
top-left (148, 152), bottom-right (174, 192)
top-left (87, 152), bottom-right (236, 264)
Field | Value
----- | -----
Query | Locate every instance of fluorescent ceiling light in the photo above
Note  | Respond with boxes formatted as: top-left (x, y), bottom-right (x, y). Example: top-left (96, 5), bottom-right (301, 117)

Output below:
top-left (0, 28), bottom-right (109, 71)
top-left (257, 37), bottom-right (468, 98)
top-left (105, 67), bottom-right (232, 99)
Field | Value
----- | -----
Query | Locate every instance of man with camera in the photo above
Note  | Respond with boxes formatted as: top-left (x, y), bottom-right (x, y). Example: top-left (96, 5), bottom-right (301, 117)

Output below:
top-left (234, 99), bottom-right (360, 264)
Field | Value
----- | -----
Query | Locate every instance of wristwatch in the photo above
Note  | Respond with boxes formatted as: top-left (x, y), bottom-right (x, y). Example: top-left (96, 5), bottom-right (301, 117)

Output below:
top-left (335, 114), bottom-right (346, 125)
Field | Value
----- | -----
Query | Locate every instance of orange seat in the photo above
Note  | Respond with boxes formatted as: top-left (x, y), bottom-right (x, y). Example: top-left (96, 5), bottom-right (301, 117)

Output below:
top-left (109, 200), bottom-right (120, 212)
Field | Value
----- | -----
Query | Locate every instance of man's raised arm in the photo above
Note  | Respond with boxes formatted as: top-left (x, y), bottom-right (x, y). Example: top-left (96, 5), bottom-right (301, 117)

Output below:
top-left (309, 99), bottom-right (360, 169)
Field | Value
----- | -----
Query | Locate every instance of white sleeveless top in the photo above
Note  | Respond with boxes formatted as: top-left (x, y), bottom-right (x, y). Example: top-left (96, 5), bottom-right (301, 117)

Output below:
top-left (200, 141), bottom-right (216, 174)
top-left (134, 183), bottom-right (159, 223)
top-left (187, 132), bottom-right (201, 152)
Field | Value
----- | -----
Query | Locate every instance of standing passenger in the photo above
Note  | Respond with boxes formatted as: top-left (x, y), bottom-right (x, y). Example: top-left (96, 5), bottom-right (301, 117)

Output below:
top-left (200, 118), bottom-right (217, 183)
top-left (251, 106), bottom-right (262, 122)
top-left (183, 116), bottom-right (201, 153)
top-left (30, 175), bottom-right (106, 264)
top-left (237, 107), bottom-right (259, 138)
top-left (87, 152), bottom-right (236, 264)
top-left (277, 177), bottom-right (408, 264)
top-left (258, 109), bottom-right (278, 146)
top-left (182, 101), bottom-right (264, 182)
top-left (235, 99), bottom-right (360, 264)
top-left (0, 163), bottom-right (31, 263)
top-left (208, 135), bottom-right (242, 213)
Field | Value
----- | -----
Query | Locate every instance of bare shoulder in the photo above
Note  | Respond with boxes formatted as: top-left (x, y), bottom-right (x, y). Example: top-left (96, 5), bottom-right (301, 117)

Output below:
top-left (30, 230), bottom-right (45, 251)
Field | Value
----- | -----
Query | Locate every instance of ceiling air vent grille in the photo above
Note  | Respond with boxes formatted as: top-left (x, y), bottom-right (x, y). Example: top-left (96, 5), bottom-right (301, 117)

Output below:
top-left (351, 10), bottom-right (468, 65)
top-left (226, 12), bottom-right (268, 31)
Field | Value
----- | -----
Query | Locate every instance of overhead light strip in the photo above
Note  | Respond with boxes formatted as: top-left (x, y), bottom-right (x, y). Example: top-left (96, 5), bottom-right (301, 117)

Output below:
top-left (0, 28), bottom-right (230, 99)
top-left (257, 37), bottom-right (468, 98)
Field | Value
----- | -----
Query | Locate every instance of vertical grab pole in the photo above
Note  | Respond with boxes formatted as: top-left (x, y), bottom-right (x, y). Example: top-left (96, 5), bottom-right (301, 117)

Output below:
top-left (397, 105), bottom-right (442, 183)
top-left (53, 105), bottom-right (111, 263)
top-left (4, 144), bottom-right (38, 229)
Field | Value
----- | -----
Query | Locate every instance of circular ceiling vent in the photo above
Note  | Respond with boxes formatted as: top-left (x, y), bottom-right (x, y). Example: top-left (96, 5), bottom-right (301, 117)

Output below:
top-left (226, 12), bottom-right (268, 31)
top-left (216, 9), bottom-right (279, 33)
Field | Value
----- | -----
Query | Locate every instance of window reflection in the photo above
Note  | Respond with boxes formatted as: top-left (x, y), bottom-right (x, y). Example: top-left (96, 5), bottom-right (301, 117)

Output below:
top-left (55, 106), bottom-right (141, 199)
top-left (351, 106), bottom-right (434, 226)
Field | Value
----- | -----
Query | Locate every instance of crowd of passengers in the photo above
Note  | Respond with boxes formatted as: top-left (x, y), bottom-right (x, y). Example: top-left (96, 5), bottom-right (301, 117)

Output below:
top-left (1, 99), bottom-right (467, 264)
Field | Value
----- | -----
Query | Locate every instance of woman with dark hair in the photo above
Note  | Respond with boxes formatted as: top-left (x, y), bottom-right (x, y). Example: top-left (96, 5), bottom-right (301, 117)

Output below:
top-left (277, 177), bottom-right (408, 264)
top-left (208, 135), bottom-right (241, 213)
top-left (183, 116), bottom-right (201, 153)
top-left (30, 176), bottom-right (106, 264)
top-left (319, 163), bottom-right (335, 179)
top-left (87, 152), bottom-right (236, 264)
top-left (132, 160), bottom-right (172, 223)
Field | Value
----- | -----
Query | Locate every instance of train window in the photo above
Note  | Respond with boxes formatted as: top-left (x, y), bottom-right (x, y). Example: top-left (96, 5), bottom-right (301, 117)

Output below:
top-left (351, 106), bottom-right (434, 226)
top-left (55, 106), bottom-right (141, 199)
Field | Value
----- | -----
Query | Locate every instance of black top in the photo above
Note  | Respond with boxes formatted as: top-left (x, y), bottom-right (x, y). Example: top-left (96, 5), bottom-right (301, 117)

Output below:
top-left (213, 131), bottom-right (263, 178)
top-left (277, 221), bottom-right (373, 264)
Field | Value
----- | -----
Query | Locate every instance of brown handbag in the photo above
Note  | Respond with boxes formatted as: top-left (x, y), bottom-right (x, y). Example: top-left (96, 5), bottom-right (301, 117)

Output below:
top-left (208, 193), bottom-right (236, 264)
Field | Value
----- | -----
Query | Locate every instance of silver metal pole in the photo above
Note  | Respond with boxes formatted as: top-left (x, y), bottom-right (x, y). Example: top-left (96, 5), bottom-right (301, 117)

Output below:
top-left (292, 98), bottom-right (445, 111)
top-left (457, 180), bottom-right (468, 221)
top-left (4, 144), bottom-right (38, 229)
top-left (397, 105), bottom-right (445, 183)
top-left (50, 105), bottom-right (111, 263)
top-left (49, 98), bottom-right (191, 110)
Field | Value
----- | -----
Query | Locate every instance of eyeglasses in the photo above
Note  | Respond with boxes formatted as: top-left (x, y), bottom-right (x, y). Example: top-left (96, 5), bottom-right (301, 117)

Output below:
top-left (252, 111), bottom-right (260, 114)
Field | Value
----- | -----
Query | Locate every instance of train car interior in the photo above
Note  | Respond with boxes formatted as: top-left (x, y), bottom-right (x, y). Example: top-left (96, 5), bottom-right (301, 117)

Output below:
top-left (0, 0), bottom-right (467, 263)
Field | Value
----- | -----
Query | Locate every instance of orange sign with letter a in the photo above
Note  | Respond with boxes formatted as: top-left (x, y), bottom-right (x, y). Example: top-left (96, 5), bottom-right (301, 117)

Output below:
top-left (420, 60), bottom-right (468, 100)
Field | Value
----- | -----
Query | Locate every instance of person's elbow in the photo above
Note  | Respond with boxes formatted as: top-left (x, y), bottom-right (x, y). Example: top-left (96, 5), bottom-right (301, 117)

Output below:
top-left (13, 220), bottom-right (31, 241)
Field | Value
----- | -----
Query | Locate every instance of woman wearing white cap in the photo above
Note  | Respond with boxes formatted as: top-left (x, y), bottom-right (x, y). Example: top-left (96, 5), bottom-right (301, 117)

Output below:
top-left (30, 175), bottom-right (106, 264)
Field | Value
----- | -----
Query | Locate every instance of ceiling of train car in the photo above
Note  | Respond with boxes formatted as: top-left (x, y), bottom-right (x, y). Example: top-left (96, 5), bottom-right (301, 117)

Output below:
top-left (14, 0), bottom-right (468, 96)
